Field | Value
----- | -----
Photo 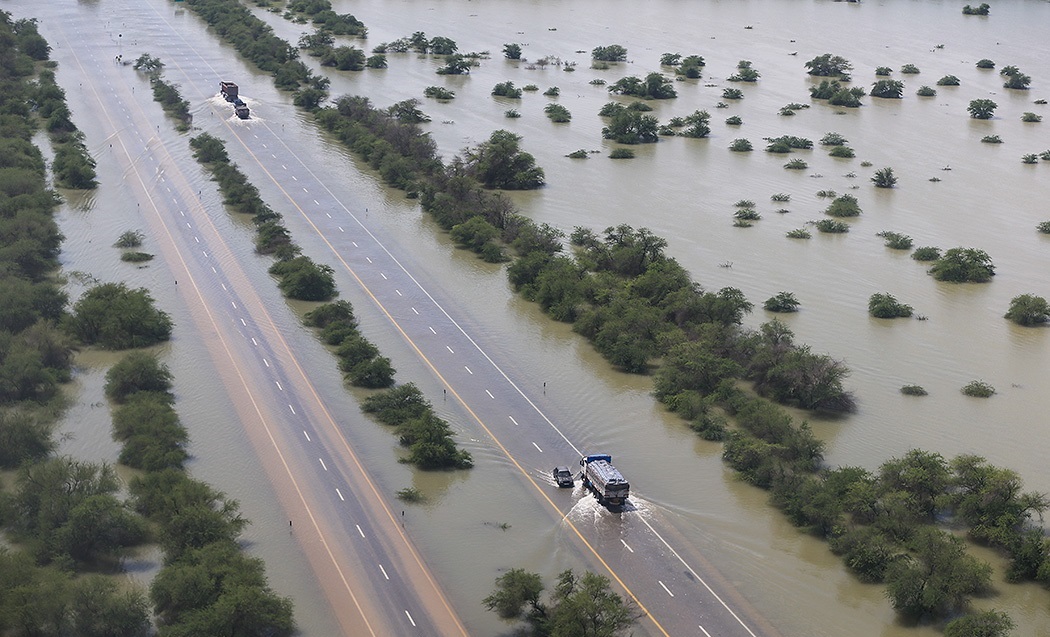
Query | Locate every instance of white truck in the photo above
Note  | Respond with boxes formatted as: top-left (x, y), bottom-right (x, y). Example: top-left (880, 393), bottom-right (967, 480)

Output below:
top-left (580, 454), bottom-right (630, 507)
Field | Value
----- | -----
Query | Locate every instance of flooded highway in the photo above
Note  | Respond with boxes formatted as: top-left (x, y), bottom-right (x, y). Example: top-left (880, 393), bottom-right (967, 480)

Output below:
top-left (23, 0), bottom-right (1050, 636)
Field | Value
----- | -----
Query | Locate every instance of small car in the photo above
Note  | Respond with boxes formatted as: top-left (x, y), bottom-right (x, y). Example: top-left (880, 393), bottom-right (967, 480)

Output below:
top-left (552, 466), bottom-right (574, 488)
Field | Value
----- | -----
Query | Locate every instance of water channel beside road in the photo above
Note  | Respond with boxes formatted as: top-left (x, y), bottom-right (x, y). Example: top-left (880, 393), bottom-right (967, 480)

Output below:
top-left (24, 0), bottom-right (1050, 635)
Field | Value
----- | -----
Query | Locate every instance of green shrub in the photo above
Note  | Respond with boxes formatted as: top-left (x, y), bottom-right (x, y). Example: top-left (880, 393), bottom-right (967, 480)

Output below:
top-left (423, 86), bottom-right (455, 100)
top-left (944, 611), bottom-right (1013, 637)
top-left (875, 66), bottom-right (892, 76)
top-left (928, 247), bottom-right (995, 282)
top-left (543, 86), bottom-right (560, 97)
top-left (734, 209), bottom-right (761, 221)
top-left (589, 78), bottom-right (606, 86)
top-left (976, 59), bottom-right (995, 69)
top-left (504, 109), bottom-right (521, 118)
top-left (115, 230), bottom-right (145, 248)
top-left (786, 228), bottom-right (811, 239)
top-left (729, 138), bottom-right (752, 152)
top-left (784, 158), bottom-right (808, 170)
top-left (522, 84), bottom-right (539, 92)
top-left (566, 149), bottom-right (588, 159)
top-left (1022, 154), bottom-right (1038, 164)
top-left (722, 88), bottom-right (744, 100)
top-left (725, 115), bottom-right (742, 126)
top-left (609, 148), bottom-right (635, 159)
top-left (67, 283), bottom-right (173, 349)
top-left (916, 86), bottom-right (936, 97)
top-left (815, 219), bottom-right (849, 233)
top-left (105, 352), bottom-right (173, 403)
top-left (1021, 112), bottom-right (1042, 123)
top-left (544, 104), bottom-right (571, 122)
top-left (734, 199), bottom-right (755, 208)
top-left (911, 246), bottom-right (941, 261)
top-left (120, 251), bottom-right (154, 263)
top-left (396, 487), bottom-right (426, 503)
top-left (936, 75), bottom-right (960, 86)
top-left (981, 135), bottom-right (1002, 144)
top-left (876, 231), bottom-right (913, 250)
top-left (825, 194), bottom-right (861, 217)
top-left (816, 190), bottom-right (837, 198)
top-left (871, 167), bottom-right (897, 188)
top-left (1037, 221), bottom-right (1050, 234)
top-left (268, 256), bottom-right (337, 301)
top-left (820, 132), bottom-right (848, 146)
top-left (770, 193), bottom-right (791, 202)
top-left (1003, 294), bottom-right (1050, 326)
top-left (900, 64), bottom-right (920, 74)
top-left (869, 293), bottom-right (914, 318)
top-left (492, 81), bottom-right (522, 98)
top-left (961, 380), bottom-right (995, 397)
top-left (870, 80), bottom-right (904, 99)
top-left (900, 385), bottom-right (928, 396)
top-left (829, 145), bottom-right (855, 158)
top-left (764, 292), bottom-right (800, 313)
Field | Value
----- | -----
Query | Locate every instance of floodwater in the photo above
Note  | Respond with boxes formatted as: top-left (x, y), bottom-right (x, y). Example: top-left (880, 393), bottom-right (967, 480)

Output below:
top-left (22, 0), bottom-right (1050, 636)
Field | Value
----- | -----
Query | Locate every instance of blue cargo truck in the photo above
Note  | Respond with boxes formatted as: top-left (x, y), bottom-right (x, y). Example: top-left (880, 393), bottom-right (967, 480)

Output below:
top-left (580, 454), bottom-right (630, 507)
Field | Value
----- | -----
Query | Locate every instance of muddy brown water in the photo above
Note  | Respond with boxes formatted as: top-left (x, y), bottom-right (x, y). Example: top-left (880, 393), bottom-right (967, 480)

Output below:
top-left (20, 0), bottom-right (1050, 635)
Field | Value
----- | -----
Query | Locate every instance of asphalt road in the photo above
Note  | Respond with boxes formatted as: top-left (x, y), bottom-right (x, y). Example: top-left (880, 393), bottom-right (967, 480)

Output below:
top-left (43, 1), bottom-right (783, 636)
top-left (43, 11), bottom-right (470, 637)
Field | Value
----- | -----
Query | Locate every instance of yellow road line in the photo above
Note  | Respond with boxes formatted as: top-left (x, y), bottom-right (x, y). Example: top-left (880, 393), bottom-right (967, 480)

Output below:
top-left (223, 119), bottom-right (672, 637)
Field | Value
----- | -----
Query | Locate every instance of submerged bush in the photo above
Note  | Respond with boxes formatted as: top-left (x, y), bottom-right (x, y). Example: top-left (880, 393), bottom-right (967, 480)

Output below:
top-left (911, 246), bottom-right (941, 261)
top-left (786, 228), bottom-right (811, 239)
top-left (876, 231), bottom-right (913, 250)
top-left (764, 292), bottom-right (800, 313)
top-left (1003, 294), bottom-right (1050, 326)
top-left (729, 138), bottom-right (753, 152)
top-left (961, 380), bottom-right (995, 397)
top-left (815, 219), bottom-right (849, 233)
top-left (825, 194), bottom-right (861, 217)
top-left (900, 385), bottom-right (928, 396)
top-left (869, 293), bottom-right (913, 319)
top-left (928, 247), bottom-right (995, 282)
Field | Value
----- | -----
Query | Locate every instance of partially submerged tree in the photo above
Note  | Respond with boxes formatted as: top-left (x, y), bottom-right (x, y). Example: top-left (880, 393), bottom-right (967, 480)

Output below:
top-left (967, 99), bottom-right (998, 119)
top-left (484, 568), bottom-right (638, 636)
top-left (805, 53), bottom-right (852, 77)
top-left (1004, 294), bottom-right (1050, 326)
top-left (464, 130), bottom-right (545, 189)
top-left (928, 247), bottom-right (995, 282)
top-left (592, 45), bottom-right (628, 62)
top-left (870, 79), bottom-right (904, 99)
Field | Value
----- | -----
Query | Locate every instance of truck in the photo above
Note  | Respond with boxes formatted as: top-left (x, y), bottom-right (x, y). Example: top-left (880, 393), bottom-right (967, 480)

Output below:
top-left (234, 103), bottom-right (250, 119)
top-left (580, 454), bottom-right (629, 507)
top-left (219, 81), bottom-right (239, 102)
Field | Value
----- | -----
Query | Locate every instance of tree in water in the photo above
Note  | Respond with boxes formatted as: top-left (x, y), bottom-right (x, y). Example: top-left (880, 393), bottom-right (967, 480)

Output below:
top-left (484, 568), bottom-right (639, 636)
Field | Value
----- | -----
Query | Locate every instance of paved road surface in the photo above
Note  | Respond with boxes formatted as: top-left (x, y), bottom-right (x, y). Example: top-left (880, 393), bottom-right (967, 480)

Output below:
top-left (42, 1), bottom-right (784, 636)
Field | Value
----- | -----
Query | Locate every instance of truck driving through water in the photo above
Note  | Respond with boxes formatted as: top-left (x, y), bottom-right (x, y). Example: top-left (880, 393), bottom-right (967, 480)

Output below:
top-left (580, 454), bottom-right (629, 507)
top-left (219, 81), bottom-right (250, 119)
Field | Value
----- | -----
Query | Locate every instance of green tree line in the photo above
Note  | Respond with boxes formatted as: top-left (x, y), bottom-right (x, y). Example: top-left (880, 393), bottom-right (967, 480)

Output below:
top-left (103, 352), bottom-right (296, 636)
top-left (188, 133), bottom-right (337, 301)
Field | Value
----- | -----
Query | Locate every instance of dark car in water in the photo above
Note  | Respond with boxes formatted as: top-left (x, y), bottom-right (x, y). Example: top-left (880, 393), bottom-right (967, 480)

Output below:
top-left (552, 466), bottom-right (574, 488)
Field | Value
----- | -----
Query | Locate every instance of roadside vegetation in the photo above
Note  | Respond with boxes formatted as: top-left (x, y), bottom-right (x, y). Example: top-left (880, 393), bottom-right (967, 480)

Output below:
top-left (188, 133), bottom-right (337, 300)
top-left (360, 383), bottom-right (474, 470)
top-left (0, 15), bottom-right (292, 635)
top-left (484, 568), bottom-right (638, 636)
top-left (134, 55), bottom-right (192, 131)
top-left (17, 18), bottom-right (98, 190)
top-left (169, 3), bottom-right (1050, 632)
